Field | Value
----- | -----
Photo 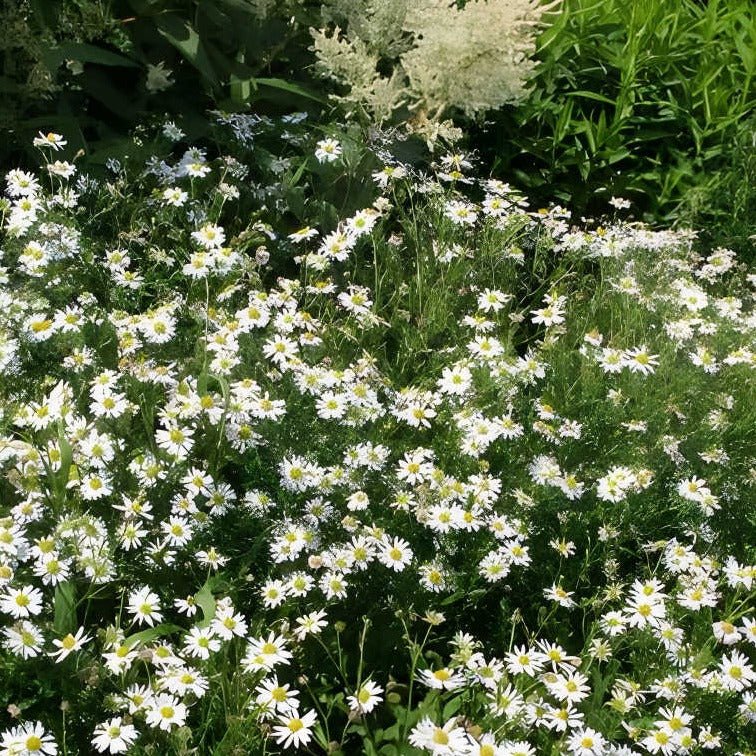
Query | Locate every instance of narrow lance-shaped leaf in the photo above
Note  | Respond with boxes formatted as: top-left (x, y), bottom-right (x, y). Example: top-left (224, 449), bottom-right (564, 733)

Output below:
top-left (42, 43), bottom-right (140, 72)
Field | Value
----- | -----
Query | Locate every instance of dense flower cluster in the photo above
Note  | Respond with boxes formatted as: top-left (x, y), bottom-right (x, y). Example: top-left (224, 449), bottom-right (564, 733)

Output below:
top-left (311, 0), bottom-right (554, 134)
top-left (0, 122), bottom-right (753, 753)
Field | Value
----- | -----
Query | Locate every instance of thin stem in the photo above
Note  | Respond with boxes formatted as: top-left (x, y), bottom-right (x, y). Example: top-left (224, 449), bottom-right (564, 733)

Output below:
top-left (400, 617), bottom-right (433, 744)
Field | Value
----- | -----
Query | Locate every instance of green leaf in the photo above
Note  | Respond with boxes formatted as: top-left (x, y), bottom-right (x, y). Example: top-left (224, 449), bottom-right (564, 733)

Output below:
top-left (439, 590), bottom-right (464, 606)
top-left (554, 98), bottom-right (575, 143)
top-left (53, 581), bottom-right (77, 635)
top-left (566, 90), bottom-right (617, 105)
top-left (381, 723), bottom-right (401, 741)
top-left (254, 77), bottom-right (326, 104)
top-left (42, 43), bottom-right (139, 71)
top-left (734, 28), bottom-right (755, 73)
top-left (57, 422), bottom-right (73, 493)
top-left (230, 69), bottom-right (253, 104)
top-left (378, 747), bottom-right (399, 756)
top-left (155, 14), bottom-right (219, 87)
top-left (604, 148), bottom-right (632, 165)
top-left (441, 695), bottom-right (463, 720)
top-left (289, 158), bottom-right (310, 188)
top-left (197, 369), bottom-right (209, 397)
top-left (124, 623), bottom-right (182, 649)
top-left (195, 576), bottom-right (218, 626)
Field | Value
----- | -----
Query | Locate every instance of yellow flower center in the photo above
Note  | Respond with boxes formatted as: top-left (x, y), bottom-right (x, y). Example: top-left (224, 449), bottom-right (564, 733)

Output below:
top-left (432, 729), bottom-right (449, 745)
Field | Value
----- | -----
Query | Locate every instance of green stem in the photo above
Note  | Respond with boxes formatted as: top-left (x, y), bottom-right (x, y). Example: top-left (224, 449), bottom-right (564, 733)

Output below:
top-left (400, 618), bottom-right (432, 744)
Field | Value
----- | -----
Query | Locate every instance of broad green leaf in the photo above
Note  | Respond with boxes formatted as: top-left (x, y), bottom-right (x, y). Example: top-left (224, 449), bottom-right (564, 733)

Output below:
top-left (53, 581), bottom-right (77, 635)
top-left (195, 576), bottom-right (218, 626)
top-left (604, 148), bottom-right (631, 164)
top-left (124, 623), bottom-right (182, 649)
top-left (441, 695), bottom-right (463, 720)
top-left (439, 590), bottom-right (463, 606)
top-left (381, 723), bottom-right (401, 741)
top-left (57, 421), bottom-right (73, 493)
top-left (379, 747), bottom-right (399, 756)
top-left (230, 72), bottom-right (253, 104)
top-left (155, 14), bottom-right (219, 87)
top-left (197, 369), bottom-right (209, 397)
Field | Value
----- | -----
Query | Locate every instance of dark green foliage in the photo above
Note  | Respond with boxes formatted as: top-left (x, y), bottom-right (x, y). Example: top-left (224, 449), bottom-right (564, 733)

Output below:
top-left (473, 0), bottom-right (755, 243)
top-left (0, 0), bottom-right (326, 166)
top-left (3, 0), bottom-right (754, 248)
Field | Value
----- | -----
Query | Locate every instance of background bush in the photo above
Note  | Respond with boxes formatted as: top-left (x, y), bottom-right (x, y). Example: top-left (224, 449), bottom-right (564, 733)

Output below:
top-left (2, 0), bottom-right (754, 255)
top-left (475, 0), bottom-right (755, 242)
top-left (1, 0), bottom-right (326, 166)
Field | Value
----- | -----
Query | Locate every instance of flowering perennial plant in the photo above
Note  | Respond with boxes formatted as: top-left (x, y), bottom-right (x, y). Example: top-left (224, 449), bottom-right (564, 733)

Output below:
top-left (0, 121), bottom-right (754, 754)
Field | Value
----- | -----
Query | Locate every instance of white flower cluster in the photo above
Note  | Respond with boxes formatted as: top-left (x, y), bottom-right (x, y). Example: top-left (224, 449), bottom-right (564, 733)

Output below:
top-left (0, 127), bottom-right (753, 754)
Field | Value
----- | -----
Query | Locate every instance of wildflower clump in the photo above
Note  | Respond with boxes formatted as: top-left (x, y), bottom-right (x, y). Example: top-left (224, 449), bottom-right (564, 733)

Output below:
top-left (0, 120), bottom-right (753, 753)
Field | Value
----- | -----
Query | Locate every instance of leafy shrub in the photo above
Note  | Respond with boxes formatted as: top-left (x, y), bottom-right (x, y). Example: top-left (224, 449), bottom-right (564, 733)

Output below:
top-left (0, 0), bottom-right (327, 165)
top-left (0, 0), bottom-right (129, 158)
top-left (477, 0), bottom-right (756, 231)
top-left (4, 0), bottom-right (754, 254)
top-left (673, 115), bottom-right (756, 260)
